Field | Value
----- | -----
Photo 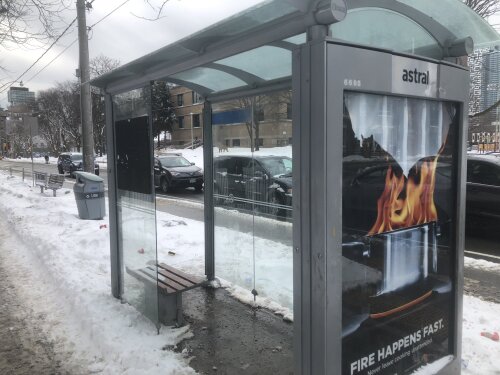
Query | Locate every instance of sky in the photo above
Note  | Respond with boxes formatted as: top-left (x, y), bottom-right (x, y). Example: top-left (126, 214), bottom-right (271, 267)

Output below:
top-left (0, 0), bottom-right (263, 108)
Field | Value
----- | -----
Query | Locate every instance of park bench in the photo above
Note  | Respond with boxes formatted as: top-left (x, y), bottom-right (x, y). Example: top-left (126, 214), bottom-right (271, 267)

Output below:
top-left (126, 262), bottom-right (204, 326)
top-left (34, 171), bottom-right (65, 196)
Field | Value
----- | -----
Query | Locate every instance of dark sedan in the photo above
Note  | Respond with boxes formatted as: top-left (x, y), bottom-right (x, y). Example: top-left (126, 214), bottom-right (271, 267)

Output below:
top-left (213, 155), bottom-right (292, 218)
top-left (57, 152), bottom-right (99, 177)
top-left (466, 154), bottom-right (500, 223)
top-left (154, 154), bottom-right (204, 193)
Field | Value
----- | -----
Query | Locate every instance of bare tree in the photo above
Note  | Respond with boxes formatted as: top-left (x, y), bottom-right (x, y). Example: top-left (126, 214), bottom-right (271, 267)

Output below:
top-left (0, 0), bottom-right (72, 48)
top-left (238, 92), bottom-right (291, 152)
top-left (37, 81), bottom-right (81, 154)
top-left (132, 0), bottom-right (171, 21)
top-left (463, 0), bottom-right (500, 19)
top-left (90, 55), bottom-right (120, 155)
top-left (89, 54), bottom-right (120, 79)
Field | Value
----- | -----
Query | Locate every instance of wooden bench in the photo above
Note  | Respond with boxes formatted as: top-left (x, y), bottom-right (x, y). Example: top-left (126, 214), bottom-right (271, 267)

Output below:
top-left (34, 171), bottom-right (65, 196)
top-left (126, 262), bottom-right (204, 326)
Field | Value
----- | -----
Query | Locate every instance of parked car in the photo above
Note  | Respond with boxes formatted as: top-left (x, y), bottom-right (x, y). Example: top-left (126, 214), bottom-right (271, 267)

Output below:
top-left (466, 155), bottom-right (500, 223)
top-left (57, 152), bottom-right (99, 177)
top-left (154, 154), bottom-right (203, 193)
top-left (213, 155), bottom-right (292, 218)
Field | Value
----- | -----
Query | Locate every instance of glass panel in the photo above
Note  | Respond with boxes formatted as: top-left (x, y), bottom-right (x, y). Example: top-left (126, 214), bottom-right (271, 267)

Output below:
top-left (398, 0), bottom-right (500, 48)
top-left (113, 88), bottom-right (158, 326)
top-left (216, 46), bottom-right (292, 81)
top-left (342, 92), bottom-right (459, 374)
top-left (171, 67), bottom-right (246, 92)
top-left (212, 100), bottom-right (255, 293)
top-left (331, 8), bottom-right (442, 59)
top-left (251, 91), bottom-right (293, 311)
top-left (212, 90), bottom-right (293, 313)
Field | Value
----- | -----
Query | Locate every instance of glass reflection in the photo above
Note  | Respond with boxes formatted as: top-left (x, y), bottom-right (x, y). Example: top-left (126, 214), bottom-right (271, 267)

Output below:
top-left (212, 91), bottom-right (293, 311)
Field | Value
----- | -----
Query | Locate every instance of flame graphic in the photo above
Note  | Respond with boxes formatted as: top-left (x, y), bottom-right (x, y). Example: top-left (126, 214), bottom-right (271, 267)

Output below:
top-left (368, 158), bottom-right (438, 235)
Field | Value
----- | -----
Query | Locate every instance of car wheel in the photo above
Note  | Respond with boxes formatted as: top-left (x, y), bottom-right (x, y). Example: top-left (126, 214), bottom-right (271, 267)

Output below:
top-left (268, 194), bottom-right (284, 219)
top-left (195, 183), bottom-right (203, 192)
top-left (95, 169), bottom-right (99, 176)
top-left (58, 166), bottom-right (63, 174)
top-left (160, 177), bottom-right (169, 193)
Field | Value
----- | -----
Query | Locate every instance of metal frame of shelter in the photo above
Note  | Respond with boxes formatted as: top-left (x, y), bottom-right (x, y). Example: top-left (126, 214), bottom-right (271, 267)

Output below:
top-left (92, 1), bottom-right (500, 374)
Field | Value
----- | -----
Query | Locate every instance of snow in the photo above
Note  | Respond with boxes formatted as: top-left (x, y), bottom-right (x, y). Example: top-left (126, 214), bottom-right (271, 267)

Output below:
top-left (1, 147), bottom-right (500, 374)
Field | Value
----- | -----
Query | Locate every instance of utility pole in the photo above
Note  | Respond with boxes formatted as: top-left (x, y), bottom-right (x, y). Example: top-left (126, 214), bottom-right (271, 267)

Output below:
top-left (76, 0), bottom-right (95, 173)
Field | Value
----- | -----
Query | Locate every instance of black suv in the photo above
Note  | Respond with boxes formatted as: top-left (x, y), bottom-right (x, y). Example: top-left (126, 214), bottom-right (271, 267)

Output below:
top-left (213, 155), bottom-right (292, 218)
top-left (57, 152), bottom-right (99, 177)
top-left (466, 155), bottom-right (500, 223)
top-left (154, 154), bottom-right (204, 193)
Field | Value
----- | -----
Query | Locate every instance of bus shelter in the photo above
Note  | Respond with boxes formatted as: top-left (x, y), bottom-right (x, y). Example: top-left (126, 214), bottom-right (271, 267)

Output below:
top-left (91, 1), bottom-right (499, 374)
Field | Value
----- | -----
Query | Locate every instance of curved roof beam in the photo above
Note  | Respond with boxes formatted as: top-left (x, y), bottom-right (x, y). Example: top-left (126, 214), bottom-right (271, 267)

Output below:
top-left (163, 77), bottom-right (213, 98)
top-left (347, 0), bottom-right (459, 54)
top-left (204, 63), bottom-right (266, 87)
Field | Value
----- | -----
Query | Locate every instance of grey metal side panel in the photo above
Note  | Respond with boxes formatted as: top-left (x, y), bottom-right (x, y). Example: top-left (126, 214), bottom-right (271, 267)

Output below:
top-left (293, 43), bottom-right (308, 375)
top-left (435, 64), bottom-right (470, 375)
top-left (309, 39), bottom-right (328, 375)
top-left (325, 47), bottom-right (345, 375)
top-left (203, 101), bottom-right (215, 280)
top-left (105, 93), bottom-right (122, 299)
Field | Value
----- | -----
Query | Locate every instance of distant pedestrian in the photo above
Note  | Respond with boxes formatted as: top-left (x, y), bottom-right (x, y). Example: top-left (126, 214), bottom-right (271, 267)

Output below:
top-left (44, 154), bottom-right (49, 164)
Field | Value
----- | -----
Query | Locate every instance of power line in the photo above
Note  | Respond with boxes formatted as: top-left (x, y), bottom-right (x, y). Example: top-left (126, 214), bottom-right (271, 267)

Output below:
top-left (26, 39), bottom-right (79, 83)
top-left (88, 0), bottom-right (131, 29)
top-left (14, 1), bottom-right (131, 88)
top-left (0, 17), bottom-right (78, 94)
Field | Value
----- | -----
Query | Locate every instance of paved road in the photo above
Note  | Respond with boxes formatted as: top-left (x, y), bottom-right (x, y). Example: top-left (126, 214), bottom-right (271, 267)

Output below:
top-left (0, 158), bottom-right (204, 203)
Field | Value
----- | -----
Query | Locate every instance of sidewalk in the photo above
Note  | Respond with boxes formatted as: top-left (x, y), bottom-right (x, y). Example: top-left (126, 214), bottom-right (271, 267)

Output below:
top-left (0, 170), bottom-right (499, 374)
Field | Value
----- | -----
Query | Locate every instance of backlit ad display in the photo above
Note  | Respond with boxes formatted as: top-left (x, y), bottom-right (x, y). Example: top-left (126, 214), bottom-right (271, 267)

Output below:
top-left (341, 92), bottom-right (459, 375)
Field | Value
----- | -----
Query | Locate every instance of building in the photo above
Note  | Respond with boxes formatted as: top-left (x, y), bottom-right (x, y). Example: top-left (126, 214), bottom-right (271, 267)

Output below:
top-left (170, 86), bottom-right (204, 146)
top-left (170, 86), bottom-right (292, 149)
top-left (7, 86), bottom-right (36, 109)
top-left (468, 47), bottom-right (500, 150)
top-left (480, 48), bottom-right (500, 120)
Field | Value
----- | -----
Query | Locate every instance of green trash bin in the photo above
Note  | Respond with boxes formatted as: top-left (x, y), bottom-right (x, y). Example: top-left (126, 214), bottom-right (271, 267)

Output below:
top-left (73, 171), bottom-right (106, 220)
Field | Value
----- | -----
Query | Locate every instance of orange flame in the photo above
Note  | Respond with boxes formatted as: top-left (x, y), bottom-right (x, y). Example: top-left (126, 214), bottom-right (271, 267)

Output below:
top-left (368, 158), bottom-right (438, 235)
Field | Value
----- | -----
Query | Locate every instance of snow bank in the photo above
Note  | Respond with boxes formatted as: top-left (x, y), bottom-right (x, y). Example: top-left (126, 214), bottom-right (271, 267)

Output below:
top-left (0, 172), bottom-right (194, 374)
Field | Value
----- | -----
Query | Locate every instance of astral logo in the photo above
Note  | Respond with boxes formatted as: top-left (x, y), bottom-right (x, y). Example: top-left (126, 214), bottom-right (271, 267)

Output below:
top-left (402, 69), bottom-right (430, 85)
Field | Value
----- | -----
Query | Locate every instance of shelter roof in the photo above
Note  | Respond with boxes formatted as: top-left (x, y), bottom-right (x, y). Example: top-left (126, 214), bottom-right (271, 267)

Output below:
top-left (92, 0), bottom-right (500, 99)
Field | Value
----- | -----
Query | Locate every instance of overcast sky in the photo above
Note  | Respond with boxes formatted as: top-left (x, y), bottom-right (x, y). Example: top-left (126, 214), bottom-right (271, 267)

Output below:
top-left (0, 0), bottom-right (263, 108)
top-left (0, 0), bottom-right (499, 109)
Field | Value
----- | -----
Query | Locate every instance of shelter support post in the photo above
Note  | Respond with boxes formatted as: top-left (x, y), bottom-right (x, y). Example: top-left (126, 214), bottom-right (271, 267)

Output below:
top-left (203, 101), bottom-right (215, 281)
top-left (105, 92), bottom-right (122, 299)
top-left (293, 33), bottom-right (343, 375)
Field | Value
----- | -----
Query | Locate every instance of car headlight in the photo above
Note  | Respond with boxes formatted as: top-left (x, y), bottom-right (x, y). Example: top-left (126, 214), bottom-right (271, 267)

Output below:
top-left (286, 188), bottom-right (292, 195)
top-left (170, 171), bottom-right (181, 176)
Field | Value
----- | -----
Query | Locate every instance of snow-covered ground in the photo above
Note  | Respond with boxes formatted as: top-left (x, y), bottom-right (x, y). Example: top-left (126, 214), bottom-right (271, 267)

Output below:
top-left (0, 146), bottom-right (499, 374)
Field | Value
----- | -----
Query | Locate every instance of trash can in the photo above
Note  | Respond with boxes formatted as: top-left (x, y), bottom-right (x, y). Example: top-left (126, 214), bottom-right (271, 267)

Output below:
top-left (73, 171), bottom-right (106, 220)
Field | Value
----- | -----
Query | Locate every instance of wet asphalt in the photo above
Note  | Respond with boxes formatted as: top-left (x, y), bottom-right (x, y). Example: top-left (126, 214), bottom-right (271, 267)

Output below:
top-left (177, 287), bottom-right (294, 375)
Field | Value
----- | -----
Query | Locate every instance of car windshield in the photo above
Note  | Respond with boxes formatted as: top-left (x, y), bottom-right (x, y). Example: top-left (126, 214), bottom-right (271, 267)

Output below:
top-left (159, 156), bottom-right (192, 168)
top-left (71, 154), bottom-right (83, 161)
top-left (260, 157), bottom-right (292, 177)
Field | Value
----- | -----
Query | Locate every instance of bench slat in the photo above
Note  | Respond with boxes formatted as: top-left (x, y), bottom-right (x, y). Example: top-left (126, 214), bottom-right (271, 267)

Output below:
top-left (158, 262), bottom-right (204, 285)
top-left (152, 266), bottom-right (196, 289)
top-left (128, 267), bottom-right (176, 294)
top-left (140, 266), bottom-right (185, 293)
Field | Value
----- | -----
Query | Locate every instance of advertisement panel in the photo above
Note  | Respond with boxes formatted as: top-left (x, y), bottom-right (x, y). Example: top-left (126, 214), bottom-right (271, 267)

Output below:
top-left (341, 91), bottom-right (459, 375)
